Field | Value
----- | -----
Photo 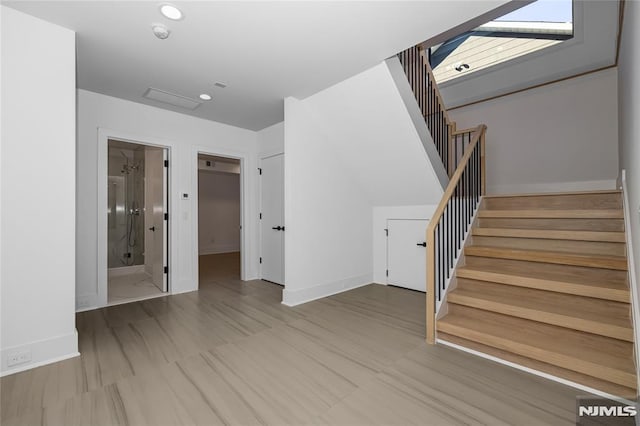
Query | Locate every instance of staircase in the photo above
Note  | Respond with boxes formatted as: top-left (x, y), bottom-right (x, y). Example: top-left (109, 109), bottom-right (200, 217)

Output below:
top-left (437, 190), bottom-right (636, 398)
top-left (395, 43), bottom-right (637, 399)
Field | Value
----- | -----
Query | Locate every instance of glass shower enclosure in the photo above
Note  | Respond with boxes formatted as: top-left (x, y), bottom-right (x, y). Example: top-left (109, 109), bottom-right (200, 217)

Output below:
top-left (107, 141), bottom-right (146, 268)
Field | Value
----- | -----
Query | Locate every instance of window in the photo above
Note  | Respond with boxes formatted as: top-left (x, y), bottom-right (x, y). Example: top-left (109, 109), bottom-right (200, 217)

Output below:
top-left (431, 0), bottom-right (573, 83)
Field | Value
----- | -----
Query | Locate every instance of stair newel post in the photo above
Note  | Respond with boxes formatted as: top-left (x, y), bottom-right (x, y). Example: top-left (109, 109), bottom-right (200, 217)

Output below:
top-left (426, 223), bottom-right (436, 344)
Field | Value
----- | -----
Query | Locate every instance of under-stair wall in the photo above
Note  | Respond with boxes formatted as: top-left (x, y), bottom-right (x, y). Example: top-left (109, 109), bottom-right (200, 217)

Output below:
top-left (283, 61), bottom-right (447, 306)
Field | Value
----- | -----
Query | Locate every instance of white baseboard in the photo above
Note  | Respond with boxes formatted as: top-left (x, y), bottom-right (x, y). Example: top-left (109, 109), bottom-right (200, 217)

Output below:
top-left (491, 179), bottom-right (617, 195)
top-left (198, 245), bottom-right (240, 256)
top-left (1, 330), bottom-right (79, 376)
top-left (108, 264), bottom-right (145, 278)
top-left (282, 274), bottom-right (372, 306)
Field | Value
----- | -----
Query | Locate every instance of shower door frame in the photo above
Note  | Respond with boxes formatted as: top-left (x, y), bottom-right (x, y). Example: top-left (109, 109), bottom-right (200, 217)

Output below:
top-left (97, 128), bottom-right (174, 308)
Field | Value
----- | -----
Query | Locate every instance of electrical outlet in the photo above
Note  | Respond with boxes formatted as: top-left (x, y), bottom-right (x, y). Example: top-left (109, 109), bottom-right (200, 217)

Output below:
top-left (7, 349), bottom-right (31, 367)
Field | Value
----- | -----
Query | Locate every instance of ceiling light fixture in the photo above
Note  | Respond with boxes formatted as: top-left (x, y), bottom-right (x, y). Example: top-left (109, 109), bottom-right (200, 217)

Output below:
top-left (160, 4), bottom-right (183, 20)
top-left (199, 94), bottom-right (212, 101)
top-left (152, 23), bottom-right (171, 40)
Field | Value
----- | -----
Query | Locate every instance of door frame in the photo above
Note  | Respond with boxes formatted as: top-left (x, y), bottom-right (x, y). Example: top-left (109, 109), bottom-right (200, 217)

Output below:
top-left (193, 147), bottom-right (248, 284)
top-left (97, 128), bottom-right (175, 308)
top-left (258, 152), bottom-right (285, 284)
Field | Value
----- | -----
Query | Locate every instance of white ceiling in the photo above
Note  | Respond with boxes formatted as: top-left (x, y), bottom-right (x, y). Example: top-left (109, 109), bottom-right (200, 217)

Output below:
top-left (3, 0), bottom-right (512, 130)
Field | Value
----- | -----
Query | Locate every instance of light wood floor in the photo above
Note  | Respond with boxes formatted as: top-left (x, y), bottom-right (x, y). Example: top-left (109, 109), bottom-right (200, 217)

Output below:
top-left (1, 253), bottom-right (590, 425)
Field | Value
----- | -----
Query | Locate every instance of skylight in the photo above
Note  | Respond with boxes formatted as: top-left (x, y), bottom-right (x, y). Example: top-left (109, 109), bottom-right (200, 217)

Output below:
top-left (431, 0), bottom-right (573, 84)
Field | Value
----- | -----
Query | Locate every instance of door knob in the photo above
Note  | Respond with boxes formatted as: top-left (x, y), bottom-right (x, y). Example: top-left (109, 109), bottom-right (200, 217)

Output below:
top-left (417, 242), bottom-right (426, 247)
top-left (272, 226), bottom-right (283, 231)
top-left (149, 226), bottom-right (156, 232)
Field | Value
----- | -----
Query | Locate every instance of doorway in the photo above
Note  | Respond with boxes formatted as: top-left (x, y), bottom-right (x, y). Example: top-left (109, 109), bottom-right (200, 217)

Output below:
top-left (197, 154), bottom-right (242, 283)
top-left (107, 139), bottom-right (168, 304)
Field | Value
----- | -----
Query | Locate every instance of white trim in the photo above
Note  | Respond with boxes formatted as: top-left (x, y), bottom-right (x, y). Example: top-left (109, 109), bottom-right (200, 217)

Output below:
top-left (107, 265), bottom-right (145, 278)
top-left (621, 169), bottom-right (640, 394)
top-left (1, 331), bottom-right (79, 376)
top-left (437, 338), bottom-right (636, 406)
top-left (490, 179), bottom-right (617, 195)
top-left (282, 274), bottom-right (372, 306)
top-left (193, 145), bottom-right (250, 284)
top-left (258, 148), bottom-right (284, 159)
top-left (106, 292), bottom-right (169, 308)
top-left (97, 128), bottom-right (176, 310)
top-left (199, 247), bottom-right (241, 256)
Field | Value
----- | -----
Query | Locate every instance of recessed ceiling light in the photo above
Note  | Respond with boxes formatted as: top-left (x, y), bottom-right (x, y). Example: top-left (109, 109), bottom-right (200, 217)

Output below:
top-left (160, 4), bottom-right (183, 20)
top-left (199, 94), bottom-right (212, 101)
top-left (214, 82), bottom-right (227, 89)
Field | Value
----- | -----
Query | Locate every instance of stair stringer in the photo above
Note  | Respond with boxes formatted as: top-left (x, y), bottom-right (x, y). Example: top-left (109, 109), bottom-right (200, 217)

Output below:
top-left (621, 169), bottom-right (640, 396)
top-left (385, 56), bottom-right (449, 190)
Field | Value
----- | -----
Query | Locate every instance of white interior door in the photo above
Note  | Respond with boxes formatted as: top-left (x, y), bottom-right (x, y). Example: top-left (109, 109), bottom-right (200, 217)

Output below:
top-left (260, 154), bottom-right (284, 284)
top-left (144, 146), bottom-right (168, 292)
top-left (387, 219), bottom-right (428, 292)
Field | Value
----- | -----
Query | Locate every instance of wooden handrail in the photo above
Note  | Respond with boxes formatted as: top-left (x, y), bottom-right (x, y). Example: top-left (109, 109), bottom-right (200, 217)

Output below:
top-left (426, 124), bottom-right (486, 344)
top-left (452, 127), bottom-right (479, 136)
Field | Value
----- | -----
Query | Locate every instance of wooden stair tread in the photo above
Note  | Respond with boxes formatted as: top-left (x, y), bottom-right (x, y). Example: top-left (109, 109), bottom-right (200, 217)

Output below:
top-left (482, 192), bottom-right (622, 211)
top-left (448, 279), bottom-right (632, 341)
top-left (472, 228), bottom-right (625, 243)
top-left (483, 190), bottom-right (621, 198)
top-left (478, 209), bottom-right (623, 219)
top-left (437, 332), bottom-right (636, 399)
top-left (458, 258), bottom-right (629, 302)
top-left (465, 246), bottom-right (627, 270)
top-left (477, 217), bottom-right (624, 232)
top-left (437, 306), bottom-right (636, 388)
top-left (471, 235), bottom-right (625, 257)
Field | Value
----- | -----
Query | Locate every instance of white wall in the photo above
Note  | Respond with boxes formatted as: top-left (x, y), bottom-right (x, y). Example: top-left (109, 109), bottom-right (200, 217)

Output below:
top-left (1, 6), bottom-right (78, 374)
top-left (198, 171), bottom-right (241, 255)
top-left (372, 205), bottom-right (436, 284)
top-left (283, 61), bottom-right (446, 305)
top-left (257, 122), bottom-right (284, 157)
top-left (618, 0), bottom-right (640, 365)
top-left (449, 68), bottom-right (619, 194)
top-left (77, 89), bottom-right (258, 310)
top-left (283, 97), bottom-right (373, 305)
top-left (301, 62), bottom-right (444, 205)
